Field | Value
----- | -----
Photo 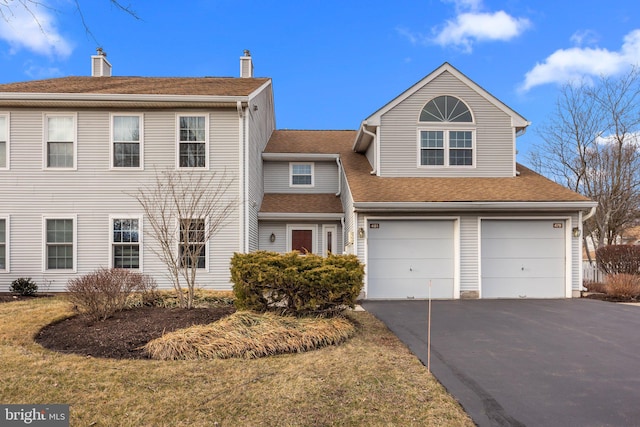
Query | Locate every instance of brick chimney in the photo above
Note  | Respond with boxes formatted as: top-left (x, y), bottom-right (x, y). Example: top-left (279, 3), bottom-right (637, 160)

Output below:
top-left (240, 50), bottom-right (253, 78)
top-left (91, 48), bottom-right (112, 77)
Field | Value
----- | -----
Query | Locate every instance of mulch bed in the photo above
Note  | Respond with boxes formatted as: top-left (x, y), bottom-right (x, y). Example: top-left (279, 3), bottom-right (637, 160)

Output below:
top-left (583, 293), bottom-right (640, 303)
top-left (34, 305), bottom-right (235, 360)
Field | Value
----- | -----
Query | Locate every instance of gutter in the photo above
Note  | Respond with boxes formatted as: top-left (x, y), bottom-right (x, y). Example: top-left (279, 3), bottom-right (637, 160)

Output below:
top-left (582, 205), bottom-right (596, 222)
top-left (261, 153), bottom-right (339, 161)
top-left (352, 200), bottom-right (598, 212)
top-left (258, 212), bottom-right (344, 221)
top-left (0, 93), bottom-right (250, 109)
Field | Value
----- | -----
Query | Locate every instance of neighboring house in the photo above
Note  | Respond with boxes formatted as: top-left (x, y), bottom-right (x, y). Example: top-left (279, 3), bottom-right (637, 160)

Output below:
top-left (0, 53), bottom-right (596, 298)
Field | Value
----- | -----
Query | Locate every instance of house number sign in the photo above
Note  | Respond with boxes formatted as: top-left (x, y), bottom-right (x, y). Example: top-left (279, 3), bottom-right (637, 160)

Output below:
top-left (369, 223), bottom-right (380, 229)
top-left (553, 223), bottom-right (563, 229)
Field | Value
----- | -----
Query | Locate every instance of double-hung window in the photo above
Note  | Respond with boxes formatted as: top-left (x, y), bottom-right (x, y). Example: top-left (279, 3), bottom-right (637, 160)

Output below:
top-left (418, 96), bottom-right (474, 168)
top-left (0, 218), bottom-right (7, 271)
top-left (179, 218), bottom-right (206, 269)
top-left (177, 115), bottom-right (207, 168)
top-left (111, 217), bottom-right (141, 269)
top-left (0, 114), bottom-right (8, 169)
top-left (112, 114), bottom-right (143, 168)
top-left (45, 217), bottom-right (75, 271)
top-left (45, 114), bottom-right (76, 169)
top-left (290, 162), bottom-right (314, 186)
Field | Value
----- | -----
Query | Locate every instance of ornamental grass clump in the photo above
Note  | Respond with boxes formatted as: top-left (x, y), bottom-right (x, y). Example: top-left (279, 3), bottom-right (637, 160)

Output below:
top-left (143, 311), bottom-right (356, 360)
top-left (605, 274), bottom-right (640, 299)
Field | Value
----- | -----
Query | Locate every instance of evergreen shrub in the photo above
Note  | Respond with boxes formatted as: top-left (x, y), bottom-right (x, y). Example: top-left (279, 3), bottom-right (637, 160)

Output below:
top-left (231, 251), bottom-right (364, 317)
top-left (10, 277), bottom-right (38, 296)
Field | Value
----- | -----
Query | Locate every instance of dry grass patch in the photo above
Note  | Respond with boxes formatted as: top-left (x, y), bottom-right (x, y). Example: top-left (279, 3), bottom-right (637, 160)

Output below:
top-left (0, 297), bottom-right (474, 426)
top-left (144, 311), bottom-right (355, 360)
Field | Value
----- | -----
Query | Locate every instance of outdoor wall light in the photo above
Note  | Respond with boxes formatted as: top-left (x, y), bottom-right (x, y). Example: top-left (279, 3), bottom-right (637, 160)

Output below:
top-left (358, 227), bottom-right (365, 238)
top-left (270, 233), bottom-right (276, 242)
top-left (572, 227), bottom-right (581, 238)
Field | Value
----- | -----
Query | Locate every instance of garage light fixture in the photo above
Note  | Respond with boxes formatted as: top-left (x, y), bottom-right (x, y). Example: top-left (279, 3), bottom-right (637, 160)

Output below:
top-left (572, 227), bottom-right (581, 238)
top-left (358, 227), bottom-right (365, 238)
top-left (270, 233), bottom-right (276, 242)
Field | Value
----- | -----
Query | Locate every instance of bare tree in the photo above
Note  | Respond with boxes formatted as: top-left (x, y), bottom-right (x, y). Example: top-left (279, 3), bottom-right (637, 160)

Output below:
top-left (0, 1), bottom-right (138, 43)
top-left (132, 169), bottom-right (237, 309)
top-left (530, 68), bottom-right (640, 258)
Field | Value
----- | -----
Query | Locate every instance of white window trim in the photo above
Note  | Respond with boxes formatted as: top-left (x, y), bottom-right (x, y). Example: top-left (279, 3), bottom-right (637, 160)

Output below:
top-left (43, 113), bottom-right (77, 171)
top-left (286, 224), bottom-right (318, 254)
top-left (110, 113), bottom-right (144, 170)
top-left (42, 215), bottom-right (77, 273)
top-left (109, 215), bottom-right (143, 270)
top-left (0, 216), bottom-right (9, 272)
top-left (176, 113), bottom-right (209, 170)
top-left (416, 127), bottom-right (476, 168)
top-left (0, 112), bottom-right (9, 170)
top-left (289, 162), bottom-right (315, 187)
top-left (177, 217), bottom-right (209, 271)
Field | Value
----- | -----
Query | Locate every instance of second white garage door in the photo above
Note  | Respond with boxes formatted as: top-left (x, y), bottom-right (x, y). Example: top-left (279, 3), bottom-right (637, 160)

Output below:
top-left (367, 220), bottom-right (455, 299)
top-left (481, 219), bottom-right (567, 298)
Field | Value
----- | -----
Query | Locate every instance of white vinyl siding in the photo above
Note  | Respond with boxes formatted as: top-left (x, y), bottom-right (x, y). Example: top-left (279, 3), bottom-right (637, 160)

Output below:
top-left (44, 113), bottom-right (77, 170)
top-left (245, 83), bottom-right (276, 252)
top-left (0, 108), bottom-right (241, 291)
top-left (111, 114), bottom-right (143, 169)
top-left (0, 113), bottom-right (8, 169)
top-left (264, 161), bottom-right (338, 193)
top-left (379, 71), bottom-right (515, 177)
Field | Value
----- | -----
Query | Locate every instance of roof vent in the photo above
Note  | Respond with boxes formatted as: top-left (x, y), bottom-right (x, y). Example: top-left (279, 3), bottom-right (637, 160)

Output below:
top-left (91, 48), bottom-right (112, 77)
top-left (240, 50), bottom-right (253, 78)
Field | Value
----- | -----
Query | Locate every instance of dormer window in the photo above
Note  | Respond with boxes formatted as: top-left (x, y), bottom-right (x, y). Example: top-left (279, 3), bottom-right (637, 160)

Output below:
top-left (418, 96), bottom-right (474, 167)
top-left (290, 162), bottom-right (314, 187)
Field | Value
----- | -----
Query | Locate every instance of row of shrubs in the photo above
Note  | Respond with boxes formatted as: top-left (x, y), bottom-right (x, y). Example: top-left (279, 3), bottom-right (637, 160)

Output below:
top-left (7, 251), bottom-right (365, 321)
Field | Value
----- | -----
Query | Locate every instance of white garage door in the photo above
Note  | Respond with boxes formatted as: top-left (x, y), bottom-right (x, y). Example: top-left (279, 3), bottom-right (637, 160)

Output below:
top-left (481, 219), bottom-right (567, 298)
top-left (367, 220), bottom-right (455, 299)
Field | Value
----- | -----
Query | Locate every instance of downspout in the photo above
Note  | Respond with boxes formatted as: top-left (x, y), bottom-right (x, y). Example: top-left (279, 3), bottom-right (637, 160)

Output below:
top-left (580, 205), bottom-right (597, 291)
top-left (361, 126), bottom-right (378, 175)
top-left (335, 157), bottom-right (342, 196)
top-left (237, 101), bottom-right (248, 253)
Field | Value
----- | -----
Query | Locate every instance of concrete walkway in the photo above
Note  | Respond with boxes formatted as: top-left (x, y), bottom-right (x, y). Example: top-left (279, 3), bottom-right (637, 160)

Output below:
top-left (362, 299), bottom-right (640, 427)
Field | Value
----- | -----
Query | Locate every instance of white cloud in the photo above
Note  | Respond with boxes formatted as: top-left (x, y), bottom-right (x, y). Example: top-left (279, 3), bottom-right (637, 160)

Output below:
top-left (0, 2), bottom-right (73, 58)
top-left (433, 11), bottom-right (531, 53)
top-left (398, 0), bottom-right (531, 53)
top-left (570, 30), bottom-right (599, 47)
top-left (520, 30), bottom-right (640, 92)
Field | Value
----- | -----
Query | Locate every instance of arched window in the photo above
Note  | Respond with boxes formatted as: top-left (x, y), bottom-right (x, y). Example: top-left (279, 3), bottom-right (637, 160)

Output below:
top-left (419, 95), bottom-right (472, 122)
top-left (418, 96), bottom-right (474, 167)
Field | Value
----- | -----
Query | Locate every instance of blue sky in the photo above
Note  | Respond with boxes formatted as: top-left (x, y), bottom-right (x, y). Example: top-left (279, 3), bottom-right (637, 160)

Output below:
top-left (0, 0), bottom-right (639, 164)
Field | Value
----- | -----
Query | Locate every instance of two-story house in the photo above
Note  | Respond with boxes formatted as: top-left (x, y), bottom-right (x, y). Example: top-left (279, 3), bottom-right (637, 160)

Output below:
top-left (0, 52), bottom-right (595, 298)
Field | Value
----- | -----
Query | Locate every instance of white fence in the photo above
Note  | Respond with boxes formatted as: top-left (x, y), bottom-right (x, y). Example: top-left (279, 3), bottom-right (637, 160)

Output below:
top-left (582, 261), bottom-right (605, 283)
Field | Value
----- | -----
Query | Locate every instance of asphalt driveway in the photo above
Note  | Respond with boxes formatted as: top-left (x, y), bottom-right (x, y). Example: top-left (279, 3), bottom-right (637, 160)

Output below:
top-left (362, 299), bottom-right (640, 427)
